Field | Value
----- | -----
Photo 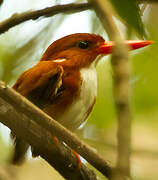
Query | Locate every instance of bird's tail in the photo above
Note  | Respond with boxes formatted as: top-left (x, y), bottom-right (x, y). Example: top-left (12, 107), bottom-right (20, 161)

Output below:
top-left (11, 135), bottom-right (29, 165)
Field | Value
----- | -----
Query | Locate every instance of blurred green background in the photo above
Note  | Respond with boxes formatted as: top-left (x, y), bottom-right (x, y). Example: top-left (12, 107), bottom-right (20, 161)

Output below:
top-left (0, 0), bottom-right (158, 179)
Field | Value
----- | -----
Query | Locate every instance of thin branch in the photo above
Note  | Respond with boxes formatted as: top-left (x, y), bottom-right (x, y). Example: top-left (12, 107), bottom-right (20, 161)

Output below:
top-left (0, 2), bottom-right (91, 34)
top-left (0, 0), bottom-right (154, 36)
top-left (0, 81), bottom-right (113, 179)
top-left (141, 4), bottom-right (148, 15)
top-left (89, 0), bottom-right (132, 179)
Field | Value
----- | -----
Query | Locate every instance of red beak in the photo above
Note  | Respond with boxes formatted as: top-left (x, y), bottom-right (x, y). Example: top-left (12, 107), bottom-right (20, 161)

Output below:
top-left (98, 40), bottom-right (153, 54)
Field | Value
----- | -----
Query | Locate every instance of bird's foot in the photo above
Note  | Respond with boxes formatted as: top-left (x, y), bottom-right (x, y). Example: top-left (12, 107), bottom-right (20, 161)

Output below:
top-left (71, 149), bottom-right (82, 169)
top-left (52, 136), bottom-right (82, 169)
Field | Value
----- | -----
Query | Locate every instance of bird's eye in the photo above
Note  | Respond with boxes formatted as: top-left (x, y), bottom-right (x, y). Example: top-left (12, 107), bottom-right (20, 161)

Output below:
top-left (78, 41), bottom-right (89, 49)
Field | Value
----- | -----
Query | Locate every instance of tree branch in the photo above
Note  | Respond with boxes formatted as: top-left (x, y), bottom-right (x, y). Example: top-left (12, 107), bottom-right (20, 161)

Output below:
top-left (0, 0), bottom-right (156, 36)
top-left (0, 2), bottom-right (91, 34)
top-left (0, 97), bottom-right (97, 180)
top-left (0, 81), bottom-right (113, 179)
top-left (89, 0), bottom-right (132, 179)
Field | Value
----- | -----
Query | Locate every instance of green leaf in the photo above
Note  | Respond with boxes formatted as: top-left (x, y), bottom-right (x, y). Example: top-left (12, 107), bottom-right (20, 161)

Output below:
top-left (110, 0), bottom-right (145, 37)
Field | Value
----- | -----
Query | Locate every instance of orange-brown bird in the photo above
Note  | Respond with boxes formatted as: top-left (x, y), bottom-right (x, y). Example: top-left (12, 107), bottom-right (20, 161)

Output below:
top-left (11, 33), bottom-right (152, 164)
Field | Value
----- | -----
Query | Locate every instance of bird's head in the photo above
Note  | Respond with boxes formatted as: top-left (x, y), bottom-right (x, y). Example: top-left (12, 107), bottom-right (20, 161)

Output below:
top-left (40, 33), bottom-right (153, 68)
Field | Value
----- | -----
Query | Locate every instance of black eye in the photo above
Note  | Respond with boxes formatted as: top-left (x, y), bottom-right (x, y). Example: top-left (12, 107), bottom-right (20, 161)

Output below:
top-left (78, 41), bottom-right (89, 49)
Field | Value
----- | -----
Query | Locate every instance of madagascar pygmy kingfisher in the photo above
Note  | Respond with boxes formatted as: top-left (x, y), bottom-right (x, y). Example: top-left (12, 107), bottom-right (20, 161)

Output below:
top-left (11, 33), bottom-right (152, 164)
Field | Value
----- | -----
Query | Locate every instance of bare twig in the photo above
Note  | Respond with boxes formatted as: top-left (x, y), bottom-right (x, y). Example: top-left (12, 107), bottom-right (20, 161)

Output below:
top-left (0, 2), bottom-right (91, 34)
top-left (0, 1), bottom-right (155, 36)
top-left (0, 81), bottom-right (113, 179)
top-left (140, 3), bottom-right (148, 16)
top-left (89, 0), bottom-right (131, 179)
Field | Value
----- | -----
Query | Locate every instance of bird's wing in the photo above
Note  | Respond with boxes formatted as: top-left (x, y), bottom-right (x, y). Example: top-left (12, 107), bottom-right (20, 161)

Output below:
top-left (13, 61), bottom-right (64, 108)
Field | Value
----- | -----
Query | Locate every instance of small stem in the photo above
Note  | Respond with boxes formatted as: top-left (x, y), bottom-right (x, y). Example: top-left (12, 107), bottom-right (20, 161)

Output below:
top-left (0, 3), bottom-right (91, 34)
top-left (89, 0), bottom-right (131, 179)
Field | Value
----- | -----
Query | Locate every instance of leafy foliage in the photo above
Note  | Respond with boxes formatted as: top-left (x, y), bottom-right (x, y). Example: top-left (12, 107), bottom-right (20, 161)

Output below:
top-left (110, 0), bottom-right (145, 36)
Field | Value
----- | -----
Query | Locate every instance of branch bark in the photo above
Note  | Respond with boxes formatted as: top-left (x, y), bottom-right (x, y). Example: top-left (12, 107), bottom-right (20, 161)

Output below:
top-left (89, 0), bottom-right (132, 179)
top-left (0, 81), bottom-right (113, 179)
top-left (0, 0), bottom-right (155, 36)
top-left (0, 2), bottom-right (91, 34)
top-left (0, 98), bottom-right (97, 180)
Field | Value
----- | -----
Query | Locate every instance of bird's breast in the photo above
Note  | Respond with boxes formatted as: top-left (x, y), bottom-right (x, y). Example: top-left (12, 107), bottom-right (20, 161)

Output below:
top-left (79, 66), bottom-right (97, 114)
top-left (58, 66), bottom-right (97, 130)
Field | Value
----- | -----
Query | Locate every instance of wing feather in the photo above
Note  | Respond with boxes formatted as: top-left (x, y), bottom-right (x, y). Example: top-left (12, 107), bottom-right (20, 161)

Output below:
top-left (13, 61), bottom-right (64, 108)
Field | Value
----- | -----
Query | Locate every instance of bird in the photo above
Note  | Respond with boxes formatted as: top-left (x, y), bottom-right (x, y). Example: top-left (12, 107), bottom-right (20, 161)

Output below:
top-left (11, 33), bottom-right (152, 165)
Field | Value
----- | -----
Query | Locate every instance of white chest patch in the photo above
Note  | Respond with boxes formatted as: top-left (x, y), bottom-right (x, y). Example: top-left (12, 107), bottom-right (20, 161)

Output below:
top-left (59, 65), bottom-right (97, 130)
top-left (80, 66), bottom-right (97, 110)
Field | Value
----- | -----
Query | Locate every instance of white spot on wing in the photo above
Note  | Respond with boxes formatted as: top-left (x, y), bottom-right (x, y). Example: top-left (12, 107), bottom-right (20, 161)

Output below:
top-left (53, 59), bottom-right (66, 62)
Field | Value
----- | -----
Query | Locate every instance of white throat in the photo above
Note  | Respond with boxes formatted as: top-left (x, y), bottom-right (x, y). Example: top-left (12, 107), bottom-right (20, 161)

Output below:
top-left (80, 66), bottom-right (97, 99)
top-left (57, 56), bottom-right (101, 130)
